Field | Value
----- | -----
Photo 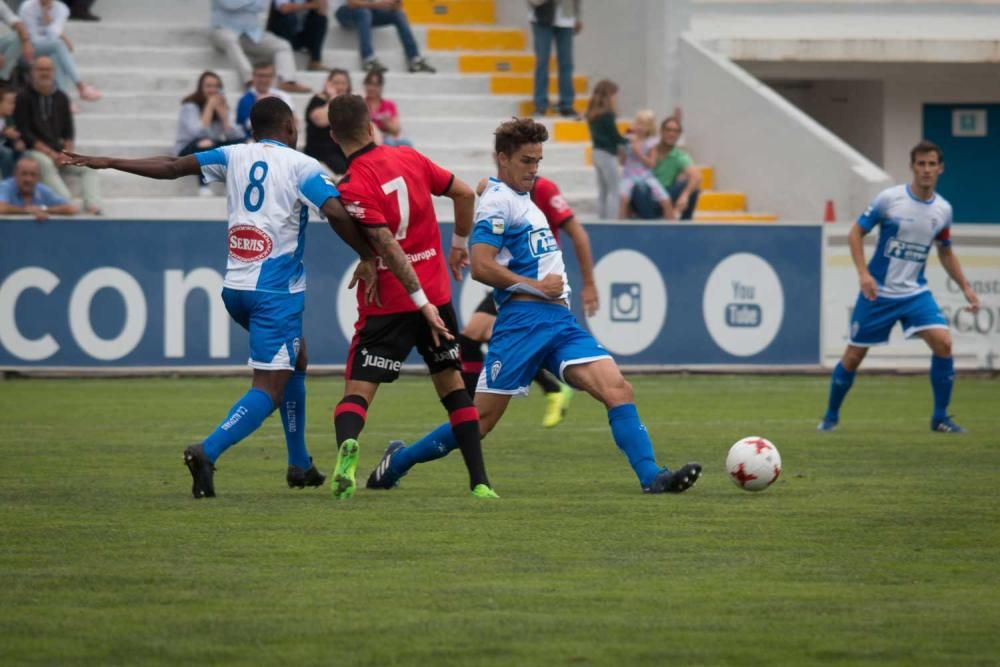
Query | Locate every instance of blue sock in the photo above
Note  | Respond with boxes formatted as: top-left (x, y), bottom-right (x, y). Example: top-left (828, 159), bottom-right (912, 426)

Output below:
top-left (280, 371), bottom-right (311, 469)
top-left (608, 403), bottom-right (661, 488)
top-left (202, 388), bottom-right (275, 463)
top-left (824, 361), bottom-right (856, 422)
top-left (930, 355), bottom-right (954, 421)
top-left (389, 422), bottom-right (457, 479)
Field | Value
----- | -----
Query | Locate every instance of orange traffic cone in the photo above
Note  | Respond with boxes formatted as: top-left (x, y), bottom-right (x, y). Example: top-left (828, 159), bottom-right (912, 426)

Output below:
top-left (823, 200), bottom-right (836, 223)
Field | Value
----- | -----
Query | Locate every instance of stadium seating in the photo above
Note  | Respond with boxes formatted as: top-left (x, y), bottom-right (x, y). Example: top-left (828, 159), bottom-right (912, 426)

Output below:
top-left (67, 0), bottom-right (775, 221)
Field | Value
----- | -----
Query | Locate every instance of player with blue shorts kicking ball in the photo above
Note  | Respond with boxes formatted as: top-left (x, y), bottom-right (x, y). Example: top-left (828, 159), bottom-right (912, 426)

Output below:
top-left (366, 117), bottom-right (701, 495)
top-left (64, 98), bottom-right (442, 497)
top-left (818, 140), bottom-right (980, 433)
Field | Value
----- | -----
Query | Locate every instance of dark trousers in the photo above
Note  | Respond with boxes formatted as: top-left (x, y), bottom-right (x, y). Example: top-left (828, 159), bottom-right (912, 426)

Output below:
top-left (268, 9), bottom-right (329, 62)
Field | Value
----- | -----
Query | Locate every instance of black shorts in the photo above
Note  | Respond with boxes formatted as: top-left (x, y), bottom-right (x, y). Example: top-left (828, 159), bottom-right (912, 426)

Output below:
top-left (474, 295), bottom-right (498, 317)
top-left (347, 302), bottom-right (461, 383)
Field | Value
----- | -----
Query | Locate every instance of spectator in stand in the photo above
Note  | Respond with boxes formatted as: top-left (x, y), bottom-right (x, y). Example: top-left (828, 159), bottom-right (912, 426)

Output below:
top-left (0, 84), bottom-right (25, 177)
top-left (18, 0), bottom-right (101, 101)
top-left (619, 110), bottom-right (672, 220)
top-left (236, 61), bottom-right (294, 135)
top-left (0, 155), bottom-right (78, 219)
top-left (528, 0), bottom-right (580, 118)
top-left (267, 0), bottom-right (328, 72)
top-left (16, 56), bottom-right (101, 213)
top-left (65, 0), bottom-right (99, 21)
top-left (0, 3), bottom-right (33, 84)
top-left (210, 0), bottom-right (311, 93)
top-left (363, 69), bottom-right (410, 147)
top-left (653, 116), bottom-right (701, 220)
top-left (585, 79), bottom-right (626, 220)
top-left (304, 68), bottom-right (350, 176)
top-left (174, 70), bottom-right (246, 196)
top-left (333, 0), bottom-right (435, 74)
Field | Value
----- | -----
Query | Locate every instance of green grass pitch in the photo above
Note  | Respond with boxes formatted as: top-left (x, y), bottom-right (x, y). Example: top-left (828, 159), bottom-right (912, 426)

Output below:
top-left (1, 374), bottom-right (998, 666)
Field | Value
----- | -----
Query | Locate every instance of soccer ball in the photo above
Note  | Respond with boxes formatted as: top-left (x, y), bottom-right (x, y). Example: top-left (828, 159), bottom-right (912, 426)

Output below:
top-left (726, 436), bottom-right (782, 492)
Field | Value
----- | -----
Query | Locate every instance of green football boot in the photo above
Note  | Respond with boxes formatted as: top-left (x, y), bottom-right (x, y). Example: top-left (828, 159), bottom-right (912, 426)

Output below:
top-left (471, 484), bottom-right (499, 499)
top-left (332, 439), bottom-right (360, 500)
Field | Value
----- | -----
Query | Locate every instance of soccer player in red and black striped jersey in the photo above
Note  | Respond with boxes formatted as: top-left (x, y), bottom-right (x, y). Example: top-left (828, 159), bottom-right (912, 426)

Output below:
top-left (324, 93), bottom-right (495, 499)
top-left (459, 174), bottom-right (599, 427)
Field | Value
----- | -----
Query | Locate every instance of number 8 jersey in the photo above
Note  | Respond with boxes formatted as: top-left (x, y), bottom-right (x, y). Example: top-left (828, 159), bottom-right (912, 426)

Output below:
top-left (336, 143), bottom-right (455, 315)
top-left (196, 139), bottom-right (340, 294)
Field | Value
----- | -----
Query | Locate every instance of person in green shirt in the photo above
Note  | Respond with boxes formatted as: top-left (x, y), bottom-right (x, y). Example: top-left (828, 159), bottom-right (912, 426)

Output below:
top-left (653, 116), bottom-right (701, 220)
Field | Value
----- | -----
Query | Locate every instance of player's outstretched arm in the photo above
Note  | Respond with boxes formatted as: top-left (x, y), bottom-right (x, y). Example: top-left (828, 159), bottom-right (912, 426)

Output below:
top-left (560, 217), bottom-right (599, 316)
top-left (363, 226), bottom-right (454, 344)
top-left (847, 222), bottom-right (877, 301)
top-left (445, 177), bottom-right (475, 280)
top-left (59, 152), bottom-right (201, 180)
top-left (937, 244), bottom-right (980, 313)
top-left (470, 243), bottom-right (565, 300)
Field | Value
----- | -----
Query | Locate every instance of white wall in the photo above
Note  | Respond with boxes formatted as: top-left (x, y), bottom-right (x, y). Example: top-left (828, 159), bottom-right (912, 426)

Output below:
top-left (679, 36), bottom-right (891, 221)
top-left (742, 62), bottom-right (1000, 186)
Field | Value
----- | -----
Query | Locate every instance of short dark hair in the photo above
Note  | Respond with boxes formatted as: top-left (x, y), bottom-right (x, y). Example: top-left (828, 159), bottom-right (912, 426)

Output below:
top-left (911, 140), bottom-right (943, 165)
top-left (252, 61), bottom-right (274, 73)
top-left (494, 117), bottom-right (548, 156)
top-left (0, 83), bottom-right (14, 100)
top-left (249, 96), bottom-right (293, 140)
top-left (327, 93), bottom-right (370, 144)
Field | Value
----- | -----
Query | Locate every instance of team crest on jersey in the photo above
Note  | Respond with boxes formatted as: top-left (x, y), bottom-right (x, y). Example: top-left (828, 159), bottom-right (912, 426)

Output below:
top-left (529, 228), bottom-right (558, 257)
top-left (490, 361), bottom-right (502, 382)
top-left (228, 225), bottom-right (273, 262)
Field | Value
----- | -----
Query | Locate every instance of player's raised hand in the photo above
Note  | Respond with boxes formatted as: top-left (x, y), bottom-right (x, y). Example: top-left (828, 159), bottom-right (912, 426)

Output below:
top-left (858, 271), bottom-right (877, 301)
top-left (538, 273), bottom-right (566, 300)
top-left (448, 247), bottom-right (469, 281)
top-left (419, 303), bottom-right (454, 347)
top-left (349, 259), bottom-right (381, 307)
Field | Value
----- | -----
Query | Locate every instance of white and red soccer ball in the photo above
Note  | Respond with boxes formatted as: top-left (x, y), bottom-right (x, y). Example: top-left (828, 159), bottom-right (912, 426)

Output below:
top-left (726, 436), bottom-right (782, 492)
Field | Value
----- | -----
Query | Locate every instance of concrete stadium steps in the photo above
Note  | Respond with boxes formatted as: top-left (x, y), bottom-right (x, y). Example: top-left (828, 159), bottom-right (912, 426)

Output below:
top-left (73, 115), bottom-right (564, 147)
top-left (490, 74), bottom-right (588, 96)
top-left (66, 22), bottom-right (434, 52)
top-left (85, 68), bottom-right (492, 95)
top-left (84, 91), bottom-right (531, 119)
top-left (92, 163), bottom-right (598, 199)
top-left (76, 140), bottom-right (590, 167)
top-left (74, 45), bottom-right (464, 73)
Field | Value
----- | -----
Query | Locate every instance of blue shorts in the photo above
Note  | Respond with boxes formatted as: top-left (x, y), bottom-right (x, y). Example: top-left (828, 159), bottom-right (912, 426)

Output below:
top-left (222, 288), bottom-right (304, 370)
top-left (479, 301), bottom-right (612, 396)
top-left (849, 290), bottom-right (948, 346)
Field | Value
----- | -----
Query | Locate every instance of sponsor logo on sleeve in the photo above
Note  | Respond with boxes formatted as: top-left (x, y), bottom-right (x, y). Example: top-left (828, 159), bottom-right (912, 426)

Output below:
top-left (228, 225), bottom-right (273, 262)
top-left (491, 217), bottom-right (505, 234)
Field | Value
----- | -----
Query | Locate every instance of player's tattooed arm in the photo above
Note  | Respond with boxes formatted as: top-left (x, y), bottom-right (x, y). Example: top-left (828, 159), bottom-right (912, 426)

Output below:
top-left (58, 153), bottom-right (201, 179)
top-left (362, 226), bottom-right (422, 294)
